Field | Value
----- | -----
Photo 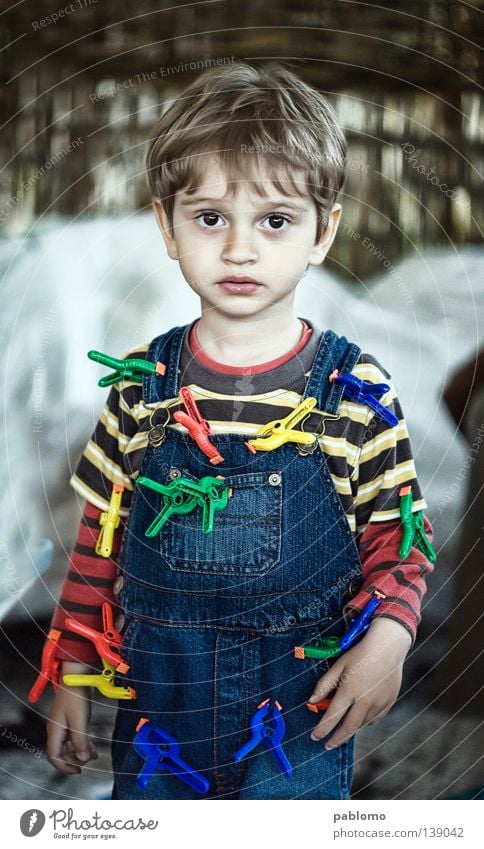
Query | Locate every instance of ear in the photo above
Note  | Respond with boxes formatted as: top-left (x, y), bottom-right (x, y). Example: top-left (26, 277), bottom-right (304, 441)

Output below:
top-left (152, 200), bottom-right (179, 260)
top-left (307, 204), bottom-right (342, 266)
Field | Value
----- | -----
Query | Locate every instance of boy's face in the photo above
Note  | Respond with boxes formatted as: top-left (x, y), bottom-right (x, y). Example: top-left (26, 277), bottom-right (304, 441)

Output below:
top-left (153, 156), bottom-right (341, 321)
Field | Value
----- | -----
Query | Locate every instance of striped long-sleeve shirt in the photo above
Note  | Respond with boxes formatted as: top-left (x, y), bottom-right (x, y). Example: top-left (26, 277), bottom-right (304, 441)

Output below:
top-left (51, 318), bottom-right (434, 661)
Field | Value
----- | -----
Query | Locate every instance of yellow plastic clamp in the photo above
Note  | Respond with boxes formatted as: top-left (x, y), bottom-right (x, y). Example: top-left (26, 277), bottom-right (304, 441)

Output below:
top-left (95, 484), bottom-right (124, 558)
top-left (247, 397), bottom-right (318, 452)
top-left (63, 658), bottom-right (135, 700)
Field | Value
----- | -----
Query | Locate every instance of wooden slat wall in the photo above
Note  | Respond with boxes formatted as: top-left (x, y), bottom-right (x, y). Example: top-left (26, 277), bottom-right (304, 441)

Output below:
top-left (1, 0), bottom-right (482, 281)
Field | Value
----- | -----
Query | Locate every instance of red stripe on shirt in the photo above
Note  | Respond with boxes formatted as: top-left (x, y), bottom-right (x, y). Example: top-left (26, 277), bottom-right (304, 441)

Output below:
top-left (50, 502), bottom-right (121, 664)
top-left (346, 516), bottom-right (435, 643)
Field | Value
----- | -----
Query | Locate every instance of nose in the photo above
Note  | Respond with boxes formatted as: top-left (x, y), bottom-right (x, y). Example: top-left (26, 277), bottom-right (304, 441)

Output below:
top-left (221, 223), bottom-right (258, 265)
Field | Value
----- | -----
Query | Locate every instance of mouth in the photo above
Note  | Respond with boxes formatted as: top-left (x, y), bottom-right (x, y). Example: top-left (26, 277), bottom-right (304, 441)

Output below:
top-left (217, 277), bottom-right (262, 295)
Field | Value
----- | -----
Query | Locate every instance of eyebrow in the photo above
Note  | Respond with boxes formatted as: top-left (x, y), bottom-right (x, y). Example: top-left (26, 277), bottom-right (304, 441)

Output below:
top-left (179, 197), bottom-right (308, 213)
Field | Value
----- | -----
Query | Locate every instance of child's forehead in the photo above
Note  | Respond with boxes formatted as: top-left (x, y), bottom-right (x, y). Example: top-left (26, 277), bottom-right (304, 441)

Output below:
top-left (177, 154), bottom-right (311, 205)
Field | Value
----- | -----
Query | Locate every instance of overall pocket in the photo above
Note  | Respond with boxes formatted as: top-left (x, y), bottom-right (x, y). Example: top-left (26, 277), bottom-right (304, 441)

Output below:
top-left (157, 469), bottom-right (283, 576)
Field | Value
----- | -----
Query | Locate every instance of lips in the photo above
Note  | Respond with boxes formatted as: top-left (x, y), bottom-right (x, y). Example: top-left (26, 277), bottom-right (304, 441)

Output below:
top-left (217, 277), bottom-right (262, 295)
top-left (218, 277), bottom-right (259, 284)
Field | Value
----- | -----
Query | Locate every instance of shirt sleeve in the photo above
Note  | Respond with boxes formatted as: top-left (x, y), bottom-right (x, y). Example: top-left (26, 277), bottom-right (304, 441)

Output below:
top-left (346, 517), bottom-right (435, 644)
top-left (50, 502), bottom-right (123, 664)
top-left (69, 344), bottom-right (150, 515)
top-left (344, 354), bottom-right (433, 643)
top-left (352, 354), bottom-right (427, 532)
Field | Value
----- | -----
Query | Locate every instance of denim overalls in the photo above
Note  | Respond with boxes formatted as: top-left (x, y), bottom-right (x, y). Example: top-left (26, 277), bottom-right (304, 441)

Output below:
top-left (112, 324), bottom-right (362, 800)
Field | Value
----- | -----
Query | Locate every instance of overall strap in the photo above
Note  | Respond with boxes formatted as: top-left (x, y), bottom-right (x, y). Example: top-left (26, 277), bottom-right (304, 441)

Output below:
top-left (303, 329), bottom-right (361, 414)
top-left (142, 324), bottom-right (189, 404)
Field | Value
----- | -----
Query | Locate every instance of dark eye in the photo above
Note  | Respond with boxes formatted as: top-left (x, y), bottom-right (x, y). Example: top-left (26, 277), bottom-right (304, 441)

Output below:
top-left (197, 212), bottom-right (224, 228)
top-left (269, 215), bottom-right (284, 229)
top-left (262, 214), bottom-right (290, 232)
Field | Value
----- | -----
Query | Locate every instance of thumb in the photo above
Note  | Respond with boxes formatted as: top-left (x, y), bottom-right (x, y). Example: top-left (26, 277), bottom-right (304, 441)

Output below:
top-left (69, 726), bottom-right (91, 761)
top-left (308, 660), bottom-right (344, 703)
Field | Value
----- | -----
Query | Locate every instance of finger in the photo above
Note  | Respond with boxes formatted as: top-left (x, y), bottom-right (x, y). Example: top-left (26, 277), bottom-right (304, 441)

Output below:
top-left (68, 700), bottom-right (90, 763)
top-left (48, 755), bottom-right (82, 775)
top-left (323, 704), bottom-right (372, 749)
top-left (46, 718), bottom-right (65, 763)
top-left (60, 740), bottom-right (97, 770)
top-left (308, 662), bottom-right (345, 704)
top-left (310, 693), bottom-right (352, 742)
top-left (56, 744), bottom-right (85, 772)
top-left (47, 741), bottom-right (83, 776)
top-left (69, 722), bottom-right (91, 763)
top-left (46, 722), bottom-right (80, 775)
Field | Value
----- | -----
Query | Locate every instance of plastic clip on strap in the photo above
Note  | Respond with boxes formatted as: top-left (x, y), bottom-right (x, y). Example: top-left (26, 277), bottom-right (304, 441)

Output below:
top-left (328, 370), bottom-right (398, 427)
top-left (233, 698), bottom-right (293, 778)
top-left (95, 484), bottom-right (124, 558)
top-left (87, 350), bottom-right (166, 387)
top-left (134, 718), bottom-right (210, 794)
top-left (63, 657), bottom-right (136, 700)
top-left (247, 397), bottom-right (318, 453)
top-left (64, 602), bottom-right (129, 674)
top-left (173, 387), bottom-right (224, 465)
top-left (399, 485), bottom-right (437, 562)
top-left (28, 629), bottom-right (62, 703)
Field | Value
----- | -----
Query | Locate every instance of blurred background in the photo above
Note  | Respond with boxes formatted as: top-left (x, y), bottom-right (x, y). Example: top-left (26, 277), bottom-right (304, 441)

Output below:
top-left (0, 0), bottom-right (483, 801)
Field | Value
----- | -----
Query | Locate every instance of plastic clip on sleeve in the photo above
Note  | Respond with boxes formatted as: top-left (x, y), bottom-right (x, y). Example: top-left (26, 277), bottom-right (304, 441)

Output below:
top-left (64, 601), bottom-right (129, 673)
top-left (399, 485), bottom-right (437, 562)
top-left (338, 591), bottom-right (385, 651)
top-left (95, 484), bottom-right (124, 558)
top-left (294, 592), bottom-right (386, 661)
top-left (63, 658), bottom-right (135, 700)
top-left (87, 349), bottom-right (165, 387)
top-left (28, 629), bottom-right (62, 703)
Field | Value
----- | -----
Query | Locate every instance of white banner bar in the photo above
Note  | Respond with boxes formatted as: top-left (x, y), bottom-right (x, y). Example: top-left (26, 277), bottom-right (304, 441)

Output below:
top-left (2, 799), bottom-right (481, 848)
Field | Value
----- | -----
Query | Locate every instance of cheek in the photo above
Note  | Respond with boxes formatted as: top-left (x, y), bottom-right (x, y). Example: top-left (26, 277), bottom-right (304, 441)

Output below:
top-left (275, 244), bottom-right (312, 277)
top-left (178, 253), bottom-right (211, 287)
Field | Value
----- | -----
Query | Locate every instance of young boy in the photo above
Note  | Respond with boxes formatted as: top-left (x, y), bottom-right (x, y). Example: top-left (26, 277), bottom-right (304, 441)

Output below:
top-left (42, 63), bottom-right (434, 800)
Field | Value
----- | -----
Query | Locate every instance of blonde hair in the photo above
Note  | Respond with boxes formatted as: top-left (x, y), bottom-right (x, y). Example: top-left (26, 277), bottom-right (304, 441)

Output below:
top-left (146, 62), bottom-right (346, 236)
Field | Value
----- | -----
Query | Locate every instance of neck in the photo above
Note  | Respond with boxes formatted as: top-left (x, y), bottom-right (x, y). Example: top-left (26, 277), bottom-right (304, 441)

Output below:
top-left (195, 311), bottom-right (304, 368)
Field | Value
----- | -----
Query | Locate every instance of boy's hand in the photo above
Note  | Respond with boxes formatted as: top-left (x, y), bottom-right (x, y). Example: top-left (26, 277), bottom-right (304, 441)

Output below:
top-left (308, 618), bottom-right (412, 749)
top-left (46, 662), bottom-right (98, 775)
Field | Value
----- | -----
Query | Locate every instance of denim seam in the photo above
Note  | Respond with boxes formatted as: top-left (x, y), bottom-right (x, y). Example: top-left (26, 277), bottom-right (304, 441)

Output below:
top-left (339, 739), bottom-right (350, 799)
top-left (213, 631), bottom-right (219, 780)
top-left (114, 617), bottom-right (335, 634)
top-left (118, 571), bottom-right (325, 598)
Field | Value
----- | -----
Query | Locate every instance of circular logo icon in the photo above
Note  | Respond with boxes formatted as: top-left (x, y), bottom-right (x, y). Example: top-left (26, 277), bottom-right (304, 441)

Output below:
top-left (19, 810), bottom-right (46, 837)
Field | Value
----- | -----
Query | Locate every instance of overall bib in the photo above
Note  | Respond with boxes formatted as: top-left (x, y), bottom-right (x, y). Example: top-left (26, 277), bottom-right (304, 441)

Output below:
top-left (112, 325), bottom-right (363, 800)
